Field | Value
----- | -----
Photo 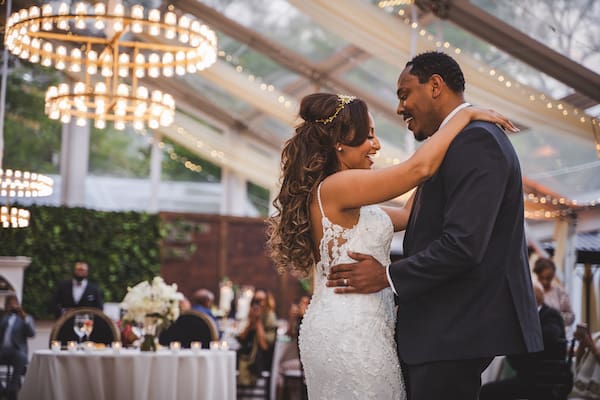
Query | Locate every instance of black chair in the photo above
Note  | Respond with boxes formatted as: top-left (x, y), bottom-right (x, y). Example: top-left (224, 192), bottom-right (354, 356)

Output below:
top-left (236, 338), bottom-right (275, 400)
top-left (158, 310), bottom-right (219, 348)
top-left (282, 369), bottom-right (308, 400)
top-left (49, 307), bottom-right (121, 347)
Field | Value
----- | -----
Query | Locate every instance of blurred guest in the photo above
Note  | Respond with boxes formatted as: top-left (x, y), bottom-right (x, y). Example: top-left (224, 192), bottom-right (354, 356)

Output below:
top-left (51, 261), bottom-right (104, 318)
top-left (286, 295), bottom-right (310, 339)
top-left (191, 288), bottom-right (217, 324)
top-left (237, 289), bottom-right (278, 385)
top-left (480, 283), bottom-right (567, 400)
top-left (191, 288), bottom-right (220, 338)
top-left (277, 295), bottom-right (311, 397)
top-left (0, 294), bottom-right (35, 400)
top-left (569, 323), bottom-right (600, 399)
top-left (534, 257), bottom-right (575, 327)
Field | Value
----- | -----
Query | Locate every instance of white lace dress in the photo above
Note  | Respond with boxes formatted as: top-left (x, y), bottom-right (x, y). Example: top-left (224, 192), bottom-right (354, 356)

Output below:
top-left (298, 184), bottom-right (406, 400)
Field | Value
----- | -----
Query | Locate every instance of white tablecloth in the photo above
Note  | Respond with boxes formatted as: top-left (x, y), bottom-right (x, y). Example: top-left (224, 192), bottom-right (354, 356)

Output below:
top-left (20, 349), bottom-right (236, 400)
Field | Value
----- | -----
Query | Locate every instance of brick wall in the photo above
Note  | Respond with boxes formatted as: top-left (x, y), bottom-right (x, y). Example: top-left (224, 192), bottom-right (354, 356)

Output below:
top-left (160, 212), bottom-right (306, 318)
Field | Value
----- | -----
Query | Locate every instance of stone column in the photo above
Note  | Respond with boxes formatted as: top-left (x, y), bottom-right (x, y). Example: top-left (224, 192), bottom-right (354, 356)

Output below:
top-left (220, 167), bottom-right (247, 216)
top-left (60, 120), bottom-right (90, 206)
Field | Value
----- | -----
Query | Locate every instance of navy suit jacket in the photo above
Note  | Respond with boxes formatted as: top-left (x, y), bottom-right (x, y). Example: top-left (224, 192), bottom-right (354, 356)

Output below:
top-left (52, 279), bottom-right (104, 318)
top-left (0, 313), bottom-right (35, 355)
top-left (390, 121), bottom-right (543, 364)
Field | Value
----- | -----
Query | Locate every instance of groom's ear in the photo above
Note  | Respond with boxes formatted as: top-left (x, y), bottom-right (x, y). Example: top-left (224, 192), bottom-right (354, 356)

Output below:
top-left (429, 74), bottom-right (444, 98)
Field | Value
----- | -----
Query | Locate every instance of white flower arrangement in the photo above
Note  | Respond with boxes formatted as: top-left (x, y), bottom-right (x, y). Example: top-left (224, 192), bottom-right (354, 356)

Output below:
top-left (120, 276), bottom-right (184, 328)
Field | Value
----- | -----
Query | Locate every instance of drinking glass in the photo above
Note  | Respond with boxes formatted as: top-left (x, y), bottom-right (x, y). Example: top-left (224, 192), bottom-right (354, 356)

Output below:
top-left (74, 313), bottom-right (93, 346)
top-left (73, 314), bottom-right (87, 346)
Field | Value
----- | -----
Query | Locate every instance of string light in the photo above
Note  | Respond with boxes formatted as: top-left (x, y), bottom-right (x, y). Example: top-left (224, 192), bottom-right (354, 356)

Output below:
top-left (376, 4), bottom-right (599, 129)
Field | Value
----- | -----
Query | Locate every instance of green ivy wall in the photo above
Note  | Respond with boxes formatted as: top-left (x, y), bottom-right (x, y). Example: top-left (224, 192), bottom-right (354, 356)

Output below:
top-left (0, 205), bottom-right (161, 320)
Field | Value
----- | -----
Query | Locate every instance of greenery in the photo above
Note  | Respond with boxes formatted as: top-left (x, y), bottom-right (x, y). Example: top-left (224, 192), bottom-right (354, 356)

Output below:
top-left (0, 205), bottom-right (162, 320)
top-left (3, 62), bottom-right (62, 174)
top-left (247, 181), bottom-right (270, 217)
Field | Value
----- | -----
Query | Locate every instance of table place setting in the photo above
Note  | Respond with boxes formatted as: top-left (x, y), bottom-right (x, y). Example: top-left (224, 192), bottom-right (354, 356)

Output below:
top-left (20, 344), bottom-right (237, 400)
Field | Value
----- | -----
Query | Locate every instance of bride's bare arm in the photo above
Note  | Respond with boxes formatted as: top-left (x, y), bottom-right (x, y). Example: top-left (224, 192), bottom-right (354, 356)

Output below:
top-left (321, 107), bottom-right (517, 210)
top-left (381, 190), bottom-right (416, 232)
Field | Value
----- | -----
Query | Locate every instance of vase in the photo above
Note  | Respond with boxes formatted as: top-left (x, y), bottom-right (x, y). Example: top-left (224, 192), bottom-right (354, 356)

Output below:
top-left (140, 316), bottom-right (159, 352)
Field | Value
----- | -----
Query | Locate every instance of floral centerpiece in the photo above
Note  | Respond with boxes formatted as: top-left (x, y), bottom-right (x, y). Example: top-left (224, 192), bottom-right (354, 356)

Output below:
top-left (120, 276), bottom-right (184, 351)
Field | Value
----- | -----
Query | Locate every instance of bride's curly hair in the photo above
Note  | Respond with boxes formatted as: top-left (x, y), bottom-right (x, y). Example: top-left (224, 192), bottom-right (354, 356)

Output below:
top-left (267, 93), bottom-right (370, 277)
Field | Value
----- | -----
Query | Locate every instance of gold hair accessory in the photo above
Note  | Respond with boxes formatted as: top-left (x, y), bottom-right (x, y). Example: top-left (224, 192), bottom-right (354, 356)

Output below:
top-left (316, 94), bottom-right (356, 125)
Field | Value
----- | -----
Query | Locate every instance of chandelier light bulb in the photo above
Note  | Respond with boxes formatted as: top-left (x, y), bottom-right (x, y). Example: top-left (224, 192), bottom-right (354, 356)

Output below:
top-left (41, 4), bottom-right (52, 16)
top-left (94, 3), bottom-right (105, 16)
top-left (87, 50), bottom-right (98, 75)
top-left (137, 86), bottom-right (149, 99)
top-left (95, 119), bottom-right (106, 129)
top-left (70, 48), bottom-right (83, 72)
top-left (118, 53), bottom-right (130, 77)
top-left (101, 53), bottom-right (113, 77)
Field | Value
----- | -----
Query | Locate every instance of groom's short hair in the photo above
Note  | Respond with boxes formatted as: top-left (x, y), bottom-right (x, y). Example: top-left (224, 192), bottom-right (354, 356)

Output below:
top-left (406, 51), bottom-right (465, 94)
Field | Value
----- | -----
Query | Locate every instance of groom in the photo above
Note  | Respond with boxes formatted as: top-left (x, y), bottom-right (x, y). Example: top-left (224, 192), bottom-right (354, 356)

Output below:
top-left (327, 51), bottom-right (543, 400)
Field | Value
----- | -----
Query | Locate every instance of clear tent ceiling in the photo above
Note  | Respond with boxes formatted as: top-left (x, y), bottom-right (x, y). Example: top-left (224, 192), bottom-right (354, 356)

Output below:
top-left (5, 0), bottom-right (600, 214)
top-left (175, 0), bottom-right (600, 204)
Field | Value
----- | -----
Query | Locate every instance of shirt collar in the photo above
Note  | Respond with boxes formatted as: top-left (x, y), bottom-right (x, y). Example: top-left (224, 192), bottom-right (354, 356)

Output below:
top-left (439, 102), bottom-right (471, 129)
top-left (73, 278), bottom-right (88, 286)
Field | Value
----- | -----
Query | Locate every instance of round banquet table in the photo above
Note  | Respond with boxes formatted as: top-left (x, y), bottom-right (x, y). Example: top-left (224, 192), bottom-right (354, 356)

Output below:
top-left (20, 348), bottom-right (236, 400)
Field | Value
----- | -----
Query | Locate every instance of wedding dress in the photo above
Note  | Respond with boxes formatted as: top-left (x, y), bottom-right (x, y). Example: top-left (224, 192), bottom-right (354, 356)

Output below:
top-left (298, 183), bottom-right (406, 399)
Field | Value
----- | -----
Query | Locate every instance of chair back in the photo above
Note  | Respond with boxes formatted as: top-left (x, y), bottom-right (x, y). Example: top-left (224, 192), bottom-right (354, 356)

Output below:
top-left (49, 307), bottom-right (121, 347)
top-left (158, 310), bottom-right (219, 348)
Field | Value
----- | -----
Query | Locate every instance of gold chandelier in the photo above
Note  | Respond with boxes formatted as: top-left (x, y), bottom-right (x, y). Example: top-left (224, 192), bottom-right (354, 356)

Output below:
top-left (5, 2), bottom-right (218, 130)
top-left (0, 168), bottom-right (54, 228)
top-left (0, 206), bottom-right (30, 228)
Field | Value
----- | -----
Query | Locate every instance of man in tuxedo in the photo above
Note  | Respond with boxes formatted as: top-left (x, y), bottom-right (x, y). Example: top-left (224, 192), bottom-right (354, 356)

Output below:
top-left (479, 283), bottom-right (568, 399)
top-left (0, 294), bottom-right (35, 400)
top-left (327, 51), bottom-right (542, 399)
top-left (52, 261), bottom-right (104, 318)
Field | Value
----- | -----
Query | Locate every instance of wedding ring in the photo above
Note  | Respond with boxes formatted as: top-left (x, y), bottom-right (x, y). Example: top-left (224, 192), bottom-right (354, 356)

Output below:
top-left (343, 278), bottom-right (348, 287)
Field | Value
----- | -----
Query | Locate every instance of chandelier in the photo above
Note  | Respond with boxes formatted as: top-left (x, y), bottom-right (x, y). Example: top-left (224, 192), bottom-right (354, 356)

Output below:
top-left (4, 2), bottom-right (218, 130)
top-left (0, 169), bottom-right (54, 228)
top-left (0, 206), bottom-right (30, 229)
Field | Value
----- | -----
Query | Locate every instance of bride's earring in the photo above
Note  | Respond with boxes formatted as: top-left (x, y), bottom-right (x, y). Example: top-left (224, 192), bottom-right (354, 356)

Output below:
top-left (337, 146), bottom-right (342, 152)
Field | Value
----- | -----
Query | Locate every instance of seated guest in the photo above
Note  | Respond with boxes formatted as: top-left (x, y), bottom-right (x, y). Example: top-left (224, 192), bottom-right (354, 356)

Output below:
top-left (0, 294), bottom-right (35, 400)
top-left (237, 289), bottom-right (278, 386)
top-left (480, 283), bottom-right (568, 400)
top-left (569, 324), bottom-right (600, 399)
top-left (51, 261), bottom-right (104, 318)
top-left (533, 257), bottom-right (575, 328)
top-left (277, 295), bottom-right (310, 396)
top-left (191, 289), bottom-right (217, 324)
top-left (286, 295), bottom-right (310, 340)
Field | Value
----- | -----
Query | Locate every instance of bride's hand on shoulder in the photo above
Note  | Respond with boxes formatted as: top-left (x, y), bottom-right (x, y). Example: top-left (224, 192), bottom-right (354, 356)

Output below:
top-left (464, 106), bottom-right (519, 133)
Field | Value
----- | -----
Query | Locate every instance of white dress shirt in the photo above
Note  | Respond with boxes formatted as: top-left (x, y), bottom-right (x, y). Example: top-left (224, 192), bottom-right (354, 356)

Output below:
top-left (72, 278), bottom-right (88, 304)
top-left (2, 314), bottom-right (16, 348)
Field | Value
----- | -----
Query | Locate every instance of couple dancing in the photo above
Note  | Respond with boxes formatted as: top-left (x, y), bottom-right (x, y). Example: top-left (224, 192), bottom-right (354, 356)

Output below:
top-left (267, 51), bottom-right (543, 400)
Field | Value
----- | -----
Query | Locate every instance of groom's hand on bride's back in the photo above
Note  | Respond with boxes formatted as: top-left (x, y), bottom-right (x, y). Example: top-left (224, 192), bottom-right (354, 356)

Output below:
top-left (326, 251), bottom-right (390, 294)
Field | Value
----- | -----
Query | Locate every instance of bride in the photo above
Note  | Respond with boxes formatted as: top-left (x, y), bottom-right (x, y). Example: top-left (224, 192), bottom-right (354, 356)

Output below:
top-left (267, 92), bottom-right (517, 399)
